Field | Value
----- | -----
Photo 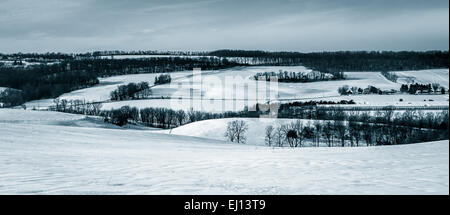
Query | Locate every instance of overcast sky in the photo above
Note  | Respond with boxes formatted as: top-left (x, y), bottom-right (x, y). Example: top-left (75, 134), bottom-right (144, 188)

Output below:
top-left (0, 0), bottom-right (448, 53)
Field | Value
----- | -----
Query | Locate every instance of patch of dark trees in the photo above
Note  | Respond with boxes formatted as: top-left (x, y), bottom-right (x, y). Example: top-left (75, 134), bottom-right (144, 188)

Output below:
top-left (337, 83), bottom-right (447, 96)
top-left (84, 50), bottom-right (206, 57)
top-left (154, 74), bottom-right (172, 85)
top-left (0, 88), bottom-right (24, 107)
top-left (102, 106), bottom-right (141, 127)
top-left (0, 52), bottom-right (73, 60)
top-left (3, 50), bottom-right (448, 73)
top-left (253, 70), bottom-right (344, 82)
top-left (400, 83), bottom-right (446, 94)
top-left (110, 82), bottom-right (151, 101)
top-left (65, 57), bottom-right (241, 77)
top-left (208, 50), bottom-right (449, 72)
top-left (0, 64), bottom-right (99, 107)
top-left (279, 100), bottom-right (355, 109)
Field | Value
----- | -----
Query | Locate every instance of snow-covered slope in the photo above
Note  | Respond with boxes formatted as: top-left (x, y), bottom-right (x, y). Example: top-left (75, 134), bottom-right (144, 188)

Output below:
top-left (167, 118), bottom-right (322, 145)
top-left (0, 109), bottom-right (448, 194)
top-left (22, 71), bottom-right (193, 109)
top-left (0, 109), bottom-right (156, 130)
top-left (395, 69), bottom-right (449, 88)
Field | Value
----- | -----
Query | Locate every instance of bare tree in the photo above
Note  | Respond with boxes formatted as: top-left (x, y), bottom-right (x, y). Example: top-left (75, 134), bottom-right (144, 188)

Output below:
top-left (265, 125), bottom-right (274, 146)
top-left (322, 121), bottom-right (334, 147)
top-left (225, 120), bottom-right (249, 144)
top-left (362, 123), bottom-right (374, 146)
top-left (187, 108), bottom-right (197, 123)
top-left (382, 106), bottom-right (395, 124)
top-left (60, 99), bottom-right (68, 112)
top-left (154, 108), bottom-right (167, 128)
top-left (92, 103), bottom-right (103, 116)
top-left (291, 120), bottom-right (304, 147)
top-left (175, 110), bottom-right (186, 126)
top-left (334, 120), bottom-right (347, 147)
top-left (166, 109), bottom-right (176, 128)
top-left (275, 125), bottom-right (286, 147)
top-left (285, 129), bottom-right (296, 147)
top-left (348, 121), bottom-right (362, 147)
top-left (225, 125), bottom-right (235, 142)
top-left (314, 121), bottom-right (322, 147)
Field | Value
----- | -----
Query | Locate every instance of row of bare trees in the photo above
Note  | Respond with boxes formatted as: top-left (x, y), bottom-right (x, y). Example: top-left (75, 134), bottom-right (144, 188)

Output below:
top-left (49, 99), bottom-right (448, 146)
top-left (264, 118), bottom-right (448, 147)
top-left (52, 99), bottom-right (102, 115)
top-left (278, 105), bottom-right (449, 131)
top-left (108, 106), bottom-right (240, 128)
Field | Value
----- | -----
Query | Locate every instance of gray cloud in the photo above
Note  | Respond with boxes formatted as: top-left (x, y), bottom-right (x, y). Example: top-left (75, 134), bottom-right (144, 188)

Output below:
top-left (0, 0), bottom-right (448, 53)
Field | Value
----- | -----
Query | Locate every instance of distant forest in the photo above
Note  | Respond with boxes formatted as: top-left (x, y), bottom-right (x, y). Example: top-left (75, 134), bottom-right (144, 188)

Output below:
top-left (208, 50), bottom-right (449, 72)
top-left (0, 64), bottom-right (99, 102)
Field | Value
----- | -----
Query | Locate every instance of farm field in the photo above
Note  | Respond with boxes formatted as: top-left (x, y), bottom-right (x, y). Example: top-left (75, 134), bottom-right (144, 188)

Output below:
top-left (0, 109), bottom-right (448, 194)
top-left (22, 70), bottom-right (194, 109)
top-left (101, 67), bottom-right (448, 112)
top-left (151, 67), bottom-right (402, 100)
top-left (305, 94), bottom-right (449, 106)
top-left (19, 66), bottom-right (450, 112)
top-left (394, 69), bottom-right (449, 88)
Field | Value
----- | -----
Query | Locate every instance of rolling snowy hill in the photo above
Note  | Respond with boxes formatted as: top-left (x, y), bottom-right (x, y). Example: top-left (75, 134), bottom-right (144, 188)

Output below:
top-left (167, 118), bottom-right (323, 145)
top-left (0, 109), bottom-right (448, 194)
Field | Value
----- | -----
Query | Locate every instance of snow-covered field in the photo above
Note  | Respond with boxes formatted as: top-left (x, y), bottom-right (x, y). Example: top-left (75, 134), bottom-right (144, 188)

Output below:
top-left (100, 67), bottom-right (405, 111)
top-left (23, 71), bottom-right (194, 109)
top-left (394, 69), bottom-right (449, 88)
top-left (0, 109), bottom-right (155, 130)
top-left (20, 66), bottom-right (448, 112)
top-left (306, 94), bottom-right (449, 106)
top-left (149, 67), bottom-right (402, 101)
top-left (0, 109), bottom-right (448, 194)
top-left (100, 68), bottom-right (447, 112)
